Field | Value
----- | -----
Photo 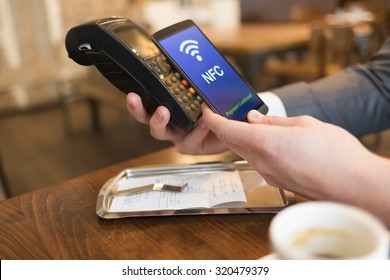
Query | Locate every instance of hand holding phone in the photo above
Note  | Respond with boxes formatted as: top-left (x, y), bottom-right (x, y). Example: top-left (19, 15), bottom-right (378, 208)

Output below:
top-left (152, 20), bottom-right (268, 121)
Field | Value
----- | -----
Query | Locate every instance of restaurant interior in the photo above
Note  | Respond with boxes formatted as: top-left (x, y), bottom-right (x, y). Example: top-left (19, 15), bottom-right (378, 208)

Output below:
top-left (1, 0), bottom-right (390, 199)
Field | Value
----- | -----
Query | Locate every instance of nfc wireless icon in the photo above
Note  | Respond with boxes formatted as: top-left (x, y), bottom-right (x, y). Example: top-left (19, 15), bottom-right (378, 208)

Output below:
top-left (179, 40), bottom-right (202, 61)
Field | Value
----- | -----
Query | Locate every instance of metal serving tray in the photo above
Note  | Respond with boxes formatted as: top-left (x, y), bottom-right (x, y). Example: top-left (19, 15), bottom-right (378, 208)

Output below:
top-left (96, 161), bottom-right (295, 219)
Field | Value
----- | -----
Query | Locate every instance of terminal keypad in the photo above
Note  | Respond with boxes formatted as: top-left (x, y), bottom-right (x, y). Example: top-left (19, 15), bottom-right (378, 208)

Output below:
top-left (147, 54), bottom-right (202, 122)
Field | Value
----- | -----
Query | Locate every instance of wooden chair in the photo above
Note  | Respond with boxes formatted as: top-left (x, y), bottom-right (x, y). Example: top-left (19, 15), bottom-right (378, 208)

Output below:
top-left (363, 19), bottom-right (388, 59)
top-left (0, 1), bottom-right (105, 197)
top-left (0, 0), bottom-right (101, 131)
top-left (264, 24), bottom-right (358, 85)
top-left (345, 1), bottom-right (390, 59)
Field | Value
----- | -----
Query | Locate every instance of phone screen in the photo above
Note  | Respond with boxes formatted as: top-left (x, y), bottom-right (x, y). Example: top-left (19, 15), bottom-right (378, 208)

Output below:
top-left (153, 21), bottom-right (268, 120)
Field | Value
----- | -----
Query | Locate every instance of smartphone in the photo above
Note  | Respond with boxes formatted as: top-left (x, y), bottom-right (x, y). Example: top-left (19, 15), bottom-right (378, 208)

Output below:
top-left (152, 20), bottom-right (268, 121)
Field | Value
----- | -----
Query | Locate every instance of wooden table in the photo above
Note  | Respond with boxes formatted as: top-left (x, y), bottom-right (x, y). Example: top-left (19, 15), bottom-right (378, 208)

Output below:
top-left (0, 147), bottom-right (302, 260)
top-left (204, 23), bottom-right (311, 89)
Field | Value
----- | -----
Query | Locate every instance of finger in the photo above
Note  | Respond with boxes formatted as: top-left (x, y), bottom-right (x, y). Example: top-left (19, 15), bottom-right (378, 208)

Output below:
top-left (126, 93), bottom-right (150, 124)
top-left (225, 142), bottom-right (251, 161)
top-left (202, 105), bottom-right (259, 147)
top-left (174, 117), bottom-right (227, 154)
top-left (247, 109), bottom-right (311, 127)
top-left (149, 106), bottom-right (180, 141)
top-left (174, 117), bottom-right (208, 153)
top-left (224, 142), bottom-right (281, 187)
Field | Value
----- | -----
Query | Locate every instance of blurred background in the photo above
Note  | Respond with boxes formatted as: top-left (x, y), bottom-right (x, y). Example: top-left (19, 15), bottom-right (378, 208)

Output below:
top-left (1, 0), bottom-right (390, 198)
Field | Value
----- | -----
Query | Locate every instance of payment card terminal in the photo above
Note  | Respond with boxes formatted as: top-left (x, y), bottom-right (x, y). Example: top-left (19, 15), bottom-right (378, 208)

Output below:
top-left (65, 17), bottom-right (202, 131)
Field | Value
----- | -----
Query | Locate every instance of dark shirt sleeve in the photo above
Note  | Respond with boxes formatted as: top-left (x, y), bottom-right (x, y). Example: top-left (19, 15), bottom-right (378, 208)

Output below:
top-left (272, 38), bottom-right (390, 137)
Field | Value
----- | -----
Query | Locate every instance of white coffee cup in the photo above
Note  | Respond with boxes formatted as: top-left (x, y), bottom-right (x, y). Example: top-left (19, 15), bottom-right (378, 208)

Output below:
top-left (269, 201), bottom-right (390, 260)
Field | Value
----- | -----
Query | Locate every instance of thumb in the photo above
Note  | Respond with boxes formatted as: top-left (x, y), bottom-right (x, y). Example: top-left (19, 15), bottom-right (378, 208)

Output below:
top-left (247, 110), bottom-right (301, 127)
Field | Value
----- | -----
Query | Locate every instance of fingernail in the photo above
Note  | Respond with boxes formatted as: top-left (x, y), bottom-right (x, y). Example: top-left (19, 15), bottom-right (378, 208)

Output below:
top-left (198, 119), bottom-right (207, 129)
top-left (248, 110), bottom-right (262, 120)
top-left (157, 111), bottom-right (165, 122)
top-left (128, 102), bottom-right (135, 110)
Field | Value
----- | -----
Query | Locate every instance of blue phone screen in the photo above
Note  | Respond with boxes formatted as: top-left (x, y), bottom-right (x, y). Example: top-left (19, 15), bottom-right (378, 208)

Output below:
top-left (157, 25), bottom-right (265, 120)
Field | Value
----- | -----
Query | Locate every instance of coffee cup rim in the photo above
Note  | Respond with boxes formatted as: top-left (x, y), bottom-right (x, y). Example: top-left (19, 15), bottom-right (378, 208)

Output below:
top-left (269, 201), bottom-right (389, 260)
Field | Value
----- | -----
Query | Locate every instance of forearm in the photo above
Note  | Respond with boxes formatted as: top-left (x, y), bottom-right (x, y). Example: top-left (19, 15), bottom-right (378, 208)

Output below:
top-left (273, 71), bottom-right (390, 136)
top-left (272, 39), bottom-right (390, 137)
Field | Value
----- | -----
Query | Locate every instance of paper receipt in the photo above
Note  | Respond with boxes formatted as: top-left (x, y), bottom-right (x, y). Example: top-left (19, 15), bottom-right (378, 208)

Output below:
top-left (109, 170), bottom-right (246, 212)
